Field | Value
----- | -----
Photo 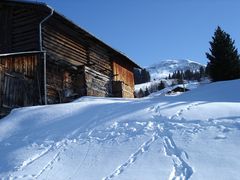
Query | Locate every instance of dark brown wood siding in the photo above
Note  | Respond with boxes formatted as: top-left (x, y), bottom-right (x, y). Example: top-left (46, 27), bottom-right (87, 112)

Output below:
top-left (41, 14), bottom-right (115, 101)
top-left (11, 6), bottom-right (40, 52)
top-left (0, 5), bottom-right (13, 53)
top-left (0, 3), bottom-right (41, 53)
top-left (45, 58), bottom-right (85, 104)
top-left (0, 53), bottom-right (43, 111)
top-left (82, 66), bottom-right (112, 97)
top-left (45, 62), bottom-right (112, 104)
top-left (42, 14), bottom-right (113, 77)
top-left (0, 1), bottom-right (138, 116)
top-left (42, 25), bottom-right (88, 66)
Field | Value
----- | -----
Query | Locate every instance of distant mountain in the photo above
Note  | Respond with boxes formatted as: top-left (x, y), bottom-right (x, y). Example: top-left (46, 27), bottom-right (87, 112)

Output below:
top-left (147, 59), bottom-right (205, 80)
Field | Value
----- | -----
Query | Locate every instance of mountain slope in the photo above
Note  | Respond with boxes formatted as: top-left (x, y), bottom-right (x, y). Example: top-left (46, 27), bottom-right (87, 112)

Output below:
top-left (0, 80), bottom-right (240, 180)
top-left (147, 59), bottom-right (205, 80)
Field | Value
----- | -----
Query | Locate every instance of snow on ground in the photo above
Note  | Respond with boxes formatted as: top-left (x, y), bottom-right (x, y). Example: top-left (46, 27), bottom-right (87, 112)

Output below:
top-left (135, 80), bottom-right (200, 94)
top-left (135, 79), bottom-right (171, 92)
top-left (0, 80), bottom-right (240, 180)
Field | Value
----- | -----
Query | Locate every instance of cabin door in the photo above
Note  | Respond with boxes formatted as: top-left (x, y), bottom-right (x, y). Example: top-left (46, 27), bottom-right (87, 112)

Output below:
top-left (2, 73), bottom-right (34, 108)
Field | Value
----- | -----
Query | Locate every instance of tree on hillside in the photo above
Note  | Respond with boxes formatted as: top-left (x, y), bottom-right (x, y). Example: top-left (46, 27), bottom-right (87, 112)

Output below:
top-left (199, 66), bottom-right (205, 78)
top-left (144, 87), bottom-right (150, 96)
top-left (206, 26), bottom-right (240, 81)
top-left (138, 88), bottom-right (144, 98)
top-left (157, 81), bottom-right (165, 91)
top-left (134, 68), bottom-right (151, 84)
top-left (184, 69), bottom-right (192, 80)
top-left (142, 69), bottom-right (151, 83)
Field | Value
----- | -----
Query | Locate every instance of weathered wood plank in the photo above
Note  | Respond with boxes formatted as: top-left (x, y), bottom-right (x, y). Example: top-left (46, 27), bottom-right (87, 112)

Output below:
top-left (0, 7), bottom-right (12, 53)
top-left (0, 54), bottom-right (43, 111)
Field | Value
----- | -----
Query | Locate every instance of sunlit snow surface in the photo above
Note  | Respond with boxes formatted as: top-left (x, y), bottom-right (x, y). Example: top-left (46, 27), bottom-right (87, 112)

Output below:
top-left (0, 80), bottom-right (240, 180)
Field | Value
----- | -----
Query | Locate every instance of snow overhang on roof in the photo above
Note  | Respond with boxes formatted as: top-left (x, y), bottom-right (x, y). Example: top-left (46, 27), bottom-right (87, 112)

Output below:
top-left (4, 0), bottom-right (141, 69)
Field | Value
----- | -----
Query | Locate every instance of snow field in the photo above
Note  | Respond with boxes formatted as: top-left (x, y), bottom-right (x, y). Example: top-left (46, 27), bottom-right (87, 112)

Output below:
top-left (0, 79), bottom-right (240, 179)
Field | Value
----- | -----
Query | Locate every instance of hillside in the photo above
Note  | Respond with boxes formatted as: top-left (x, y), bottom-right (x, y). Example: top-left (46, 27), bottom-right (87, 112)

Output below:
top-left (147, 59), bottom-right (205, 80)
top-left (0, 80), bottom-right (240, 180)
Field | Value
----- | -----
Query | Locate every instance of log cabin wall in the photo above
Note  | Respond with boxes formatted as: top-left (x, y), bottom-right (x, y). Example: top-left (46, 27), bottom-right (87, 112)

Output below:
top-left (45, 56), bottom-right (83, 104)
top-left (81, 66), bottom-right (112, 97)
top-left (0, 1), bottom-right (140, 115)
top-left (45, 62), bottom-right (112, 104)
top-left (112, 60), bottom-right (135, 98)
top-left (46, 60), bottom-right (66, 104)
top-left (0, 4), bottom-right (12, 53)
top-left (43, 14), bottom-right (112, 76)
top-left (41, 13), bottom-right (115, 102)
top-left (0, 53), bottom-right (43, 116)
top-left (10, 5), bottom-right (40, 52)
top-left (42, 13), bottom-right (113, 77)
top-left (0, 1), bottom-right (114, 105)
top-left (0, 2), bottom-right (44, 53)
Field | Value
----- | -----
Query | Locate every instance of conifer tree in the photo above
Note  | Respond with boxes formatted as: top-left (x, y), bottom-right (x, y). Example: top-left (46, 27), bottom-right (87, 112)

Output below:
top-left (144, 87), bottom-right (150, 96)
top-left (157, 81), bottom-right (165, 90)
top-left (199, 66), bottom-right (205, 79)
top-left (168, 74), bottom-right (171, 79)
top-left (138, 88), bottom-right (144, 98)
top-left (206, 26), bottom-right (240, 81)
top-left (184, 69), bottom-right (192, 80)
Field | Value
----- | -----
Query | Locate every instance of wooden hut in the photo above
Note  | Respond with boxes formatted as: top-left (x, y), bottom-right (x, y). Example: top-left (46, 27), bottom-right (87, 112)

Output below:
top-left (0, 0), bottom-right (140, 117)
top-left (167, 86), bottom-right (189, 95)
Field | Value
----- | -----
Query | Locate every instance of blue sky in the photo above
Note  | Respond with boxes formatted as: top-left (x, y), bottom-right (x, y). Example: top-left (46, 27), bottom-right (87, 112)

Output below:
top-left (40, 0), bottom-right (240, 67)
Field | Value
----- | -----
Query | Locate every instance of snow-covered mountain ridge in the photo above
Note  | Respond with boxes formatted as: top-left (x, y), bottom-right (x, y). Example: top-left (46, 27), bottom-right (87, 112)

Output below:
top-left (147, 59), bottom-right (205, 80)
top-left (0, 79), bottom-right (240, 179)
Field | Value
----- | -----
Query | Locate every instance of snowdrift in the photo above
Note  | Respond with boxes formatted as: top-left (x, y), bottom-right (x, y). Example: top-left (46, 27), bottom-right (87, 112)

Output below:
top-left (0, 80), bottom-right (240, 180)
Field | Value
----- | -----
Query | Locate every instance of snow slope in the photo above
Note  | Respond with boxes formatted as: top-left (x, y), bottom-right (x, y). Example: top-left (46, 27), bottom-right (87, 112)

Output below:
top-left (0, 80), bottom-right (240, 180)
top-left (147, 59), bottom-right (205, 80)
top-left (134, 79), bottom-right (200, 92)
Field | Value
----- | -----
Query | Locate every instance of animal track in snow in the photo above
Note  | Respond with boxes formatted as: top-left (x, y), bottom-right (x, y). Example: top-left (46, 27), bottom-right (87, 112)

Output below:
top-left (169, 103), bottom-right (200, 121)
top-left (162, 135), bottom-right (193, 180)
top-left (8, 138), bottom-right (80, 179)
top-left (7, 101), bottom-right (239, 180)
top-left (102, 131), bottom-right (160, 180)
top-left (34, 151), bottom-right (61, 178)
top-left (17, 145), bottom-right (53, 171)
